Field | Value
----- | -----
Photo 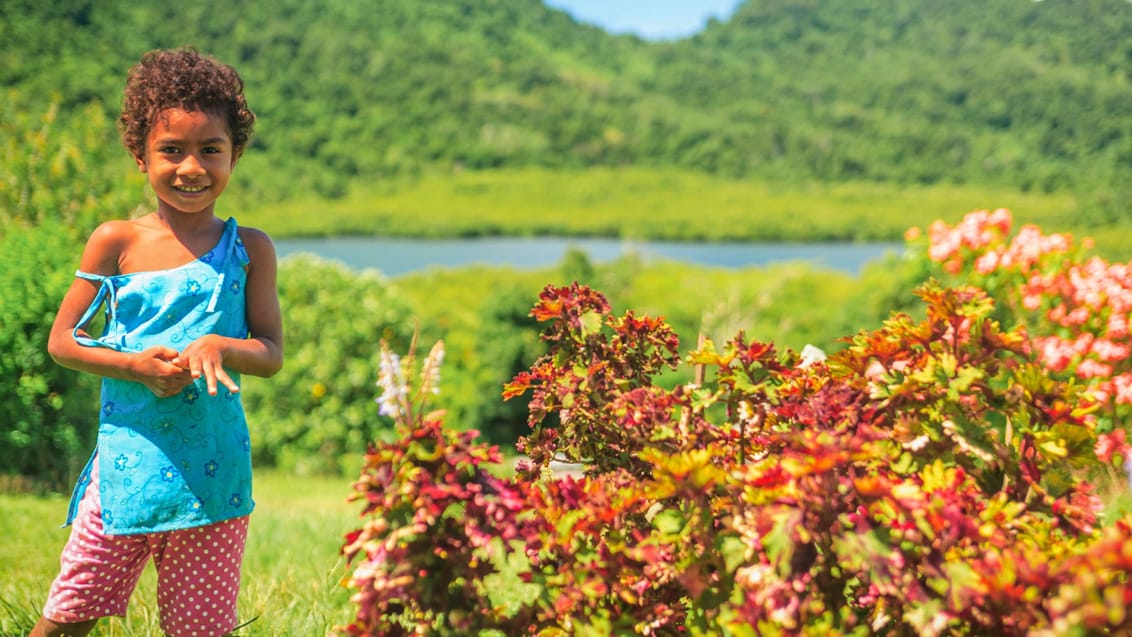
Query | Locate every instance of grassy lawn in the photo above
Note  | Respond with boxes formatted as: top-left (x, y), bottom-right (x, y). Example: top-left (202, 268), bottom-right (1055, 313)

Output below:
top-left (0, 471), bottom-right (359, 636)
top-left (235, 167), bottom-right (1085, 243)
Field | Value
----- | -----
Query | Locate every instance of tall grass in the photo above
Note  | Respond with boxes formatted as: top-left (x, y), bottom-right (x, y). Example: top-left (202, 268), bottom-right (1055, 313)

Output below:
top-left (235, 167), bottom-right (1085, 243)
top-left (0, 472), bottom-right (358, 636)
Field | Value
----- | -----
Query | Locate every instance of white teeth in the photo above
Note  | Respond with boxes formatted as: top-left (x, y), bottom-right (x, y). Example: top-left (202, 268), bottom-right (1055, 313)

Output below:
top-left (177, 185), bottom-right (206, 193)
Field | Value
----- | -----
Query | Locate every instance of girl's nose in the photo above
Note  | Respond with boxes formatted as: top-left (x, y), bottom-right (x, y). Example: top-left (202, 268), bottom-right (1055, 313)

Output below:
top-left (178, 154), bottom-right (206, 176)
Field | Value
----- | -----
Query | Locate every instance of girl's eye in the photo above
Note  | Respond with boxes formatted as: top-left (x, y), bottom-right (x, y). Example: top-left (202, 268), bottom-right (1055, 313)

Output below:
top-left (159, 146), bottom-right (181, 154)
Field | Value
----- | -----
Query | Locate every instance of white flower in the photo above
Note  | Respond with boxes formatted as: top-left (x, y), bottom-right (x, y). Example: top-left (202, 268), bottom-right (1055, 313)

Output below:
top-left (904, 434), bottom-right (930, 451)
top-left (799, 344), bottom-right (827, 368)
top-left (419, 341), bottom-right (445, 396)
top-left (737, 400), bottom-right (754, 423)
top-left (376, 348), bottom-right (407, 419)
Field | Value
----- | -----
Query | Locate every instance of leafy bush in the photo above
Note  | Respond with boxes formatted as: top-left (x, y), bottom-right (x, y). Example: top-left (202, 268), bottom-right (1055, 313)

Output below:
top-left (909, 208), bottom-right (1132, 434)
top-left (1, 90), bottom-right (143, 234)
top-left (0, 223), bottom-right (98, 491)
top-left (468, 285), bottom-right (546, 444)
top-left (0, 92), bottom-right (148, 491)
top-left (240, 255), bottom-right (415, 475)
top-left (338, 215), bottom-right (1132, 635)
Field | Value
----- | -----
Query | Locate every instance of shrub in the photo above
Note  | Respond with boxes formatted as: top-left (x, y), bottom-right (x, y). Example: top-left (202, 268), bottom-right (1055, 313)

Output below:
top-left (1, 91), bottom-right (143, 233)
top-left (0, 91), bottom-right (147, 491)
top-left (240, 255), bottom-right (415, 475)
top-left (0, 223), bottom-right (98, 491)
top-left (338, 236), bottom-right (1132, 634)
top-left (910, 208), bottom-right (1132, 435)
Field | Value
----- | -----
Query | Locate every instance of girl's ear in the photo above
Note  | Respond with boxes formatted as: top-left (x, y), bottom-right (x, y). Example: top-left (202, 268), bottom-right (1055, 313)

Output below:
top-left (134, 154), bottom-right (147, 173)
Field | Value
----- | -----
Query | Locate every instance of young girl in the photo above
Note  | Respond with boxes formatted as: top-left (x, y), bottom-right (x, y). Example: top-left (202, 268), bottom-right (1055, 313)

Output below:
top-left (31, 48), bottom-right (283, 637)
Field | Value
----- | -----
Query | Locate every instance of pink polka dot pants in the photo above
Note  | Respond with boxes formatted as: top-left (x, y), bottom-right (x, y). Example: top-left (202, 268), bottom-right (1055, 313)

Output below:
top-left (43, 458), bottom-right (249, 637)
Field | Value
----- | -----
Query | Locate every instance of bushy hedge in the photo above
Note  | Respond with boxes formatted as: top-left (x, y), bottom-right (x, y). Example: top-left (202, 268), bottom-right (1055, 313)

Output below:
top-left (240, 255), bottom-right (416, 475)
top-left (0, 223), bottom-right (99, 491)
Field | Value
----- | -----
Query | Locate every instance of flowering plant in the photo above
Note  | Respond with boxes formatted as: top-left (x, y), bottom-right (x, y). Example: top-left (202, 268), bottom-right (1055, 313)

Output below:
top-left (339, 215), bottom-right (1132, 635)
top-left (337, 339), bottom-right (542, 636)
top-left (911, 209), bottom-right (1132, 475)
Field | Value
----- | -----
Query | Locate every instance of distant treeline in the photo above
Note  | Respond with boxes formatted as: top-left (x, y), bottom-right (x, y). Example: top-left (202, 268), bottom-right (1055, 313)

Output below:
top-left (3, 0), bottom-right (1131, 224)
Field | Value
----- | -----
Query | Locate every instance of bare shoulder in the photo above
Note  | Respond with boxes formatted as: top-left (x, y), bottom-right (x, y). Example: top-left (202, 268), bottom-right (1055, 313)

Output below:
top-left (87, 219), bottom-right (139, 246)
top-left (236, 225), bottom-right (278, 265)
top-left (80, 219), bottom-right (139, 275)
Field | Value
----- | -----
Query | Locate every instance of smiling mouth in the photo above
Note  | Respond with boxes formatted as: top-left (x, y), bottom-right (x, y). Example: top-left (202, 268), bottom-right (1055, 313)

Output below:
top-left (175, 184), bottom-right (208, 193)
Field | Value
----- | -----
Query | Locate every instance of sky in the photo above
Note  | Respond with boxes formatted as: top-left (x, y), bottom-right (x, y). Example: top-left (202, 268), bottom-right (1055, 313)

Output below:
top-left (542, 0), bottom-right (745, 40)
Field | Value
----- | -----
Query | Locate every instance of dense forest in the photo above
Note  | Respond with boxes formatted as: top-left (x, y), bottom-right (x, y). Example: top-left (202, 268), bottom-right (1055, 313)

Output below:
top-left (3, 0), bottom-right (1131, 225)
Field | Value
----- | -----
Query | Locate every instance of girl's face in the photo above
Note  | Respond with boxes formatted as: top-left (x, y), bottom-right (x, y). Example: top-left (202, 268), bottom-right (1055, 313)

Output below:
top-left (136, 107), bottom-right (236, 217)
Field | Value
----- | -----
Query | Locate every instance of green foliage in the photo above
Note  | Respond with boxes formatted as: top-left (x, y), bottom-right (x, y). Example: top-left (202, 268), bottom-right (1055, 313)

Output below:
top-left (239, 256), bottom-right (415, 475)
top-left (0, 90), bottom-right (144, 234)
top-left (824, 251), bottom-right (934, 339)
top-left (4, 0), bottom-right (1132, 216)
top-left (240, 166), bottom-right (1086, 245)
top-left (0, 89), bottom-right (146, 491)
top-left (342, 272), bottom-right (1132, 634)
top-left (470, 285), bottom-right (546, 444)
top-left (0, 224), bottom-right (98, 491)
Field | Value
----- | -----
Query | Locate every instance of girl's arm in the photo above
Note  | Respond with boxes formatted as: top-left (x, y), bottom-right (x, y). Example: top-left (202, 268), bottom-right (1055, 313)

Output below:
top-left (173, 226), bottom-right (284, 396)
top-left (47, 222), bottom-right (195, 398)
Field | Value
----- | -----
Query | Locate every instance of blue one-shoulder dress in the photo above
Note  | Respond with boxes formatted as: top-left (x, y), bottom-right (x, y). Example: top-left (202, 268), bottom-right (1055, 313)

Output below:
top-left (64, 217), bottom-right (255, 535)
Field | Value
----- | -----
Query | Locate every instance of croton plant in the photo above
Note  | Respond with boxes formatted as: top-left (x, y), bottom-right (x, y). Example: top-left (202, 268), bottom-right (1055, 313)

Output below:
top-left (337, 210), bottom-right (1132, 636)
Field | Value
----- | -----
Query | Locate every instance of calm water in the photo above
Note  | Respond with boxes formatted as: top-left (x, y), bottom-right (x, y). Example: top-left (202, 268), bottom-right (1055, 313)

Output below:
top-left (274, 236), bottom-right (904, 276)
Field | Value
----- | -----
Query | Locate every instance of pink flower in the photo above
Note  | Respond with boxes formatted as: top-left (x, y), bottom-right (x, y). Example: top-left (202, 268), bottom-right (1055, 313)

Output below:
top-left (1065, 307), bottom-right (1091, 326)
top-left (975, 250), bottom-right (1001, 275)
top-left (1048, 303), bottom-right (1068, 324)
top-left (1091, 338), bottom-right (1130, 363)
top-left (1076, 358), bottom-right (1114, 380)
top-left (1095, 430), bottom-right (1125, 463)
top-left (1109, 314), bottom-right (1129, 339)
top-left (1114, 374), bottom-right (1132, 406)
top-left (989, 208), bottom-right (1013, 233)
top-left (1072, 334), bottom-right (1095, 356)
top-left (1034, 336), bottom-right (1074, 373)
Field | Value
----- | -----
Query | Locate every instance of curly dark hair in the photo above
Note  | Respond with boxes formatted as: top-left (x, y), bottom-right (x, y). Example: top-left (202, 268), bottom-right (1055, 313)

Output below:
top-left (119, 47), bottom-right (256, 159)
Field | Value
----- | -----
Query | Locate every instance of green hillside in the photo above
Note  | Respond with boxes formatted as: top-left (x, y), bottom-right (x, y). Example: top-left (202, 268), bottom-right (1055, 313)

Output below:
top-left (3, 0), bottom-right (1131, 229)
top-left (4, 0), bottom-right (1131, 485)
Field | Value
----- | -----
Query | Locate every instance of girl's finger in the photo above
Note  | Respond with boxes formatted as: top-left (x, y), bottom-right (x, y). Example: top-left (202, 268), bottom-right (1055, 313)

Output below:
top-left (201, 364), bottom-right (218, 396)
top-left (215, 367), bottom-right (240, 394)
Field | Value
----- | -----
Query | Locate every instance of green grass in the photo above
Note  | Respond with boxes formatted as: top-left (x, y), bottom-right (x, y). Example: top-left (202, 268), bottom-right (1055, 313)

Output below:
top-left (235, 167), bottom-right (1085, 243)
top-left (0, 472), bottom-right (359, 636)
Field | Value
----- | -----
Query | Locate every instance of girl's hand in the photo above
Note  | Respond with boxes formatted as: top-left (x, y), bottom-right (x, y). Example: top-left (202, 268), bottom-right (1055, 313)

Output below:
top-left (132, 346), bottom-right (194, 398)
top-left (173, 334), bottom-right (240, 396)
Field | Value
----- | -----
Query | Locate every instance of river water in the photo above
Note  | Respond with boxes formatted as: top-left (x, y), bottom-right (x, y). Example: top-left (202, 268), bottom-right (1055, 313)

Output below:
top-left (274, 236), bottom-right (904, 276)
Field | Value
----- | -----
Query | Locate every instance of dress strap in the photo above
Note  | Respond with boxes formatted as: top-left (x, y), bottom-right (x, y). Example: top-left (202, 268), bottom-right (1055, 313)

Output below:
top-left (206, 217), bottom-right (241, 312)
top-left (72, 271), bottom-right (123, 349)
